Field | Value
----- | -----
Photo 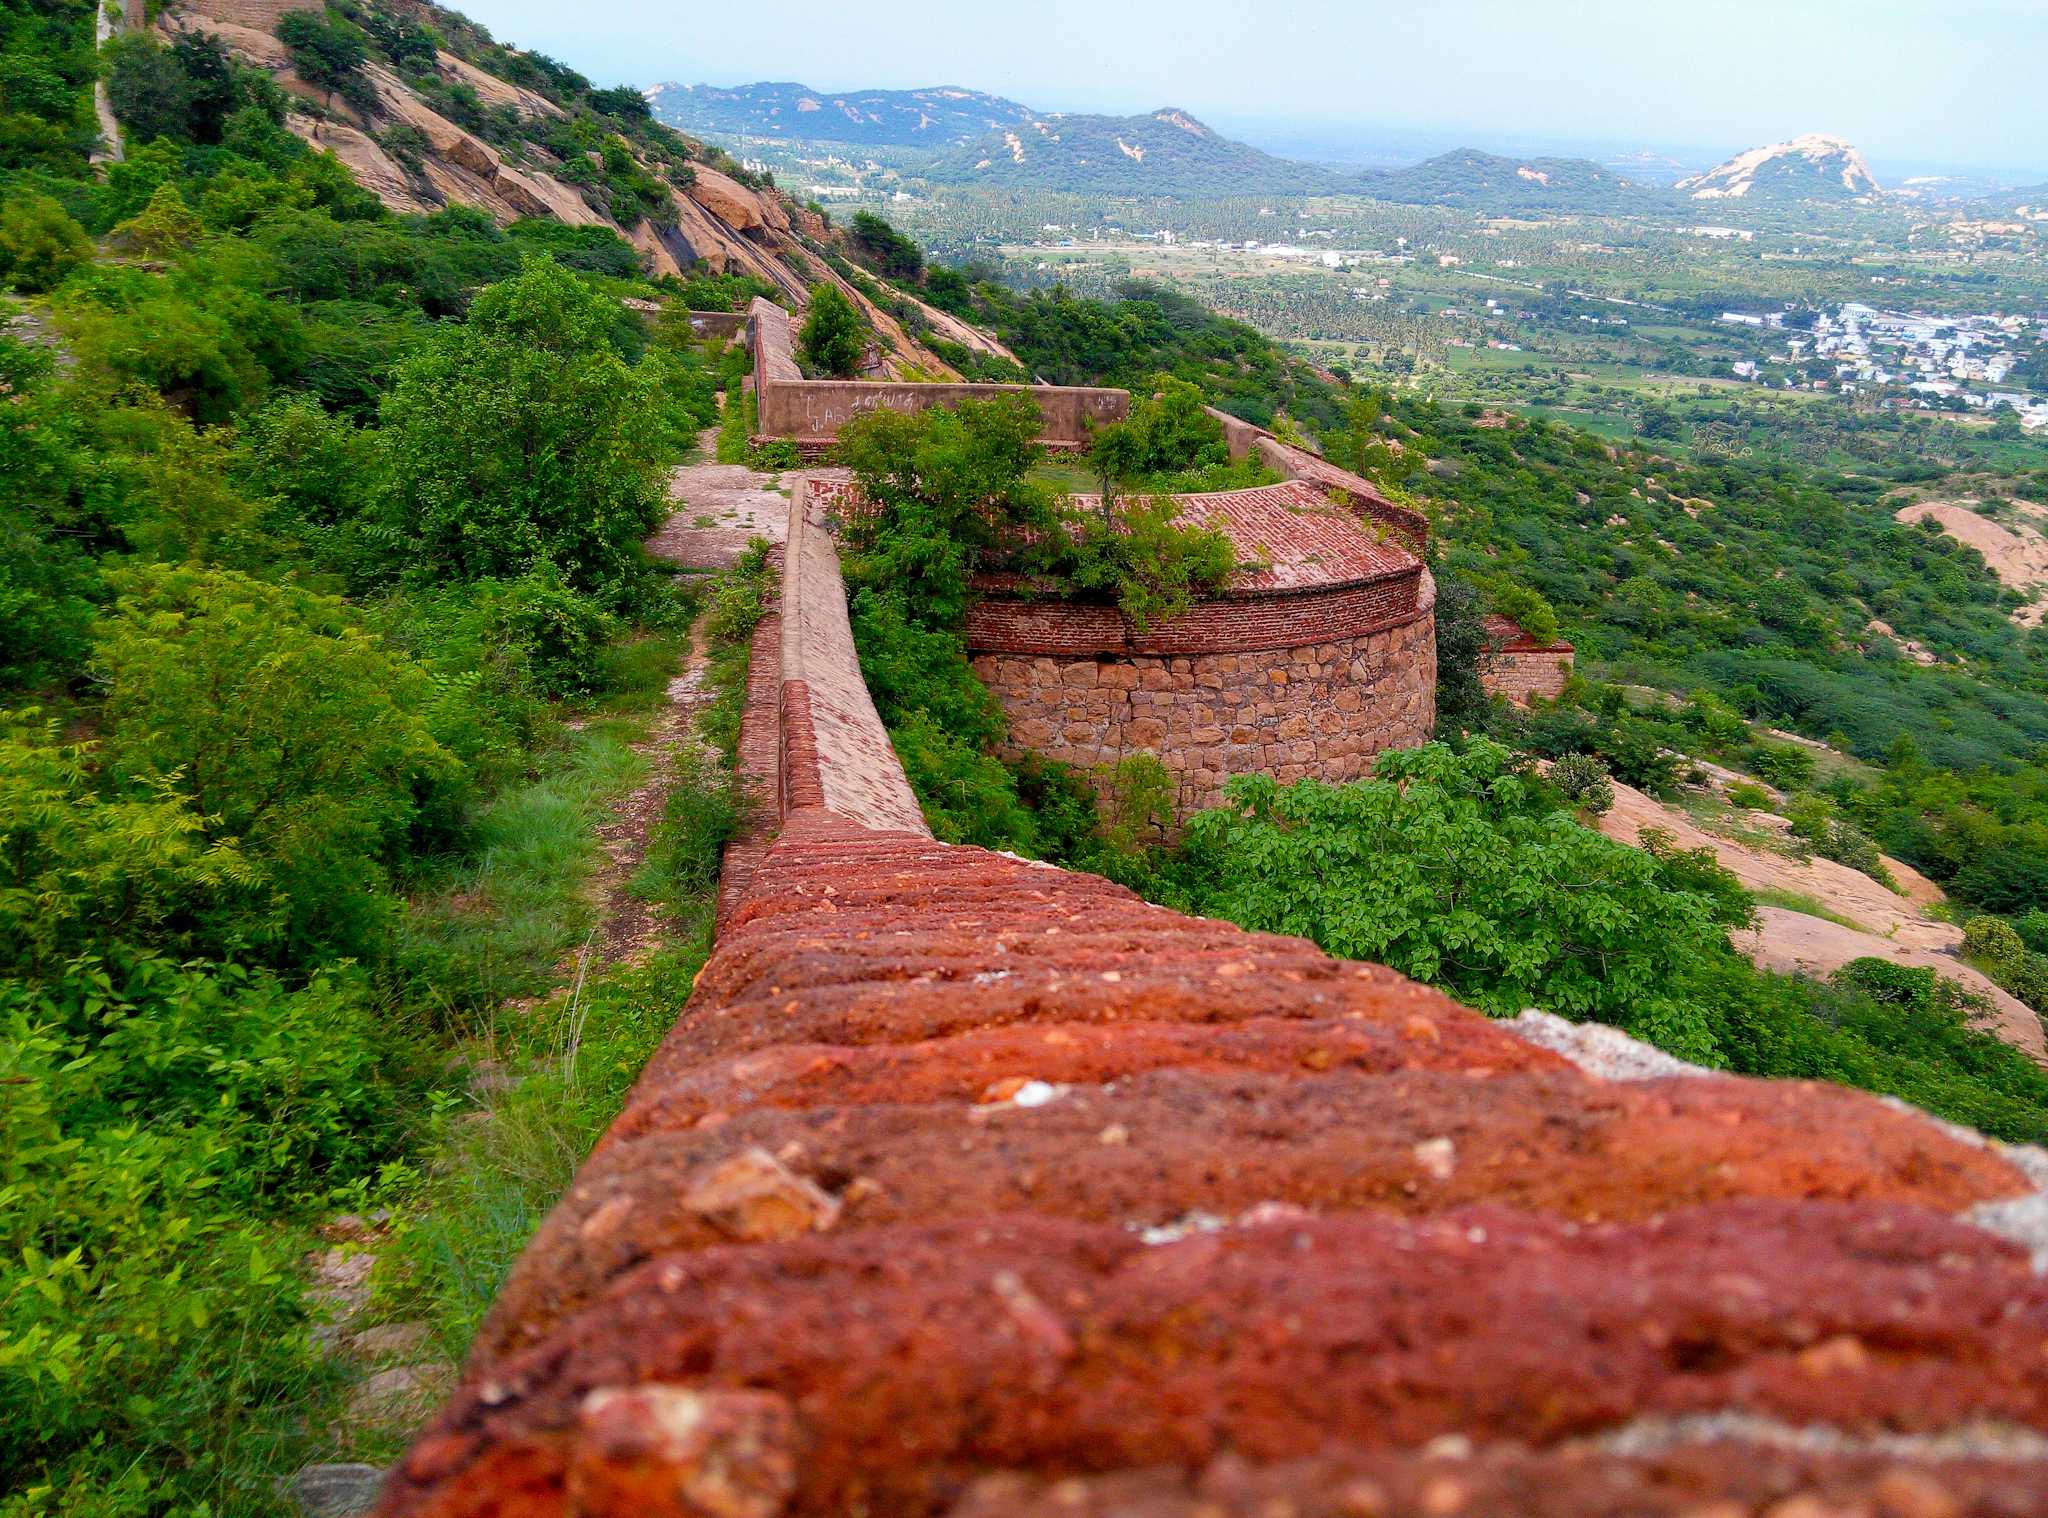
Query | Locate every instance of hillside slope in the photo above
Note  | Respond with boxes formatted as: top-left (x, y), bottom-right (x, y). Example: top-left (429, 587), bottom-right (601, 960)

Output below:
top-left (928, 107), bottom-right (1336, 195)
top-left (137, 0), bottom-right (1020, 378)
top-left (154, 0), bottom-right (809, 295)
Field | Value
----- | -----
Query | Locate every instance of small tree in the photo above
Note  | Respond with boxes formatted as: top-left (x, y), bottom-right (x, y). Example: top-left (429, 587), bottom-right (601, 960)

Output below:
top-left (381, 257), bottom-right (672, 595)
top-left (104, 35), bottom-right (196, 144)
top-left (0, 192), bottom-right (92, 291)
top-left (798, 283), bottom-right (866, 377)
top-left (113, 180), bottom-right (203, 254)
top-left (276, 12), bottom-right (370, 110)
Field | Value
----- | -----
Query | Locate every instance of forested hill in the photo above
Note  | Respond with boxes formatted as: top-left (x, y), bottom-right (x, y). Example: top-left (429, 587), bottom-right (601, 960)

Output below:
top-left (927, 108), bottom-right (1339, 196)
top-left (645, 79), bottom-right (1036, 148)
top-left (1354, 147), bottom-right (1666, 213)
top-left (116, 0), bottom-right (818, 296)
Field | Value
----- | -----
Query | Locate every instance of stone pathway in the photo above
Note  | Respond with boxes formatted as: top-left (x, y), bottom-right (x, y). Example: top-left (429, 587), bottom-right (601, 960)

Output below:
top-left (643, 428), bottom-right (793, 569)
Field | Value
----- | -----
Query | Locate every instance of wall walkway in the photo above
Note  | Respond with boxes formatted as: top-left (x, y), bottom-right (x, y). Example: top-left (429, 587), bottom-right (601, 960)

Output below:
top-left (377, 410), bottom-right (2048, 1518)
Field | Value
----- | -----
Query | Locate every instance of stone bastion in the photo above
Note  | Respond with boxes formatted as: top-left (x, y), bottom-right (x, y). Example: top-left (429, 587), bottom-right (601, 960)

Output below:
top-left (809, 471), bottom-right (1438, 820)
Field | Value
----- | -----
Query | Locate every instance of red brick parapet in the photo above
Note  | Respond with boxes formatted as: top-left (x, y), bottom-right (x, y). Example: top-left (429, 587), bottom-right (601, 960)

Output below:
top-left (379, 801), bottom-right (2048, 1517)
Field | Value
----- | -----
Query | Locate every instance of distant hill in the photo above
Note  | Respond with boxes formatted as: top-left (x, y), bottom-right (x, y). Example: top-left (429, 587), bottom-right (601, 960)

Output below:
top-left (1676, 134), bottom-right (1883, 203)
top-left (1355, 148), bottom-right (1661, 213)
top-left (643, 80), bottom-right (1035, 147)
top-left (926, 108), bottom-right (1338, 195)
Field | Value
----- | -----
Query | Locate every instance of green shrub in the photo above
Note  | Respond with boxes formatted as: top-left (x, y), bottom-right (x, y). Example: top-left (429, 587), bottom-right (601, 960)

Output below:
top-left (1489, 581), bottom-right (1559, 649)
top-left (847, 211), bottom-right (924, 283)
top-left (1170, 740), bottom-right (1734, 1063)
top-left (491, 565), bottom-right (618, 696)
top-left (0, 190), bottom-right (91, 291)
top-left (275, 10), bottom-right (372, 114)
top-left (92, 563), bottom-right (457, 964)
top-left (380, 258), bottom-right (674, 597)
top-left (699, 539), bottom-right (778, 766)
top-left (1727, 780), bottom-right (1774, 810)
top-left (797, 283), bottom-right (866, 378)
top-left (0, 949), bottom-right (416, 1513)
top-left (1550, 751), bottom-right (1615, 814)
top-left (1746, 739), bottom-right (1818, 790)
top-left (715, 385), bottom-right (755, 464)
top-left (1034, 493), bottom-right (1235, 632)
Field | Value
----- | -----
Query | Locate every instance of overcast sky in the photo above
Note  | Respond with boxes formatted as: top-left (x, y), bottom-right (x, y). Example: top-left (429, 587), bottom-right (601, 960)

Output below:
top-left (451, 0), bottom-right (2048, 178)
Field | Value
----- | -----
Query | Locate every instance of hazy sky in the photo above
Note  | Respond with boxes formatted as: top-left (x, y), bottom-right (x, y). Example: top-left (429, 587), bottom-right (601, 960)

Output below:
top-left (452, 0), bottom-right (2048, 178)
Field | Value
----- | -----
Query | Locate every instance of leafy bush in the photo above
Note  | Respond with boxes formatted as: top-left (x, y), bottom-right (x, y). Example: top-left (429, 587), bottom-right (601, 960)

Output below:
top-left (1550, 751), bottom-right (1615, 814)
top-left (698, 539), bottom-right (778, 766)
top-left (1085, 374), bottom-right (1231, 488)
top-left (1033, 492), bottom-right (1235, 632)
top-left (1170, 741), bottom-right (1734, 1062)
top-left (797, 282), bottom-right (866, 378)
top-left (490, 564), bottom-right (619, 696)
top-left (92, 563), bottom-right (456, 964)
top-left (111, 179), bottom-right (203, 254)
top-left (1727, 780), bottom-right (1774, 810)
top-left (673, 270), bottom-right (778, 313)
top-left (0, 190), bottom-right (90, 290)
top-left (1432, 570), bottom-right (1493, 730)
top-left (1962, 915), bottom-right (2048, 1014)
top-left (847, 211), bottom-right (924, 283)
top-left (1786, 796), bottom-right (1897, 889)
top-left (1, 951), bottom-right (415, 1514)
top-left (1488, 580), bottom-right (1560, 649)
top-left (1746, 740), bottom-right (1818, 790)
top-left (504, 218), bottom-right (641, 278)
top-left (276, 10), bottom-right (372, 114)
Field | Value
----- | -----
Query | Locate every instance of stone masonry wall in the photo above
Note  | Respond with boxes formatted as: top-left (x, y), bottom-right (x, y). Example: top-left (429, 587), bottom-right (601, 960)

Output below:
top-left (1479, 614), bottom-right (1576, 707)
top-left (1485, 646), bottom-right (1575, 706)
top-left (972, 576), bottom-right (1437, 819)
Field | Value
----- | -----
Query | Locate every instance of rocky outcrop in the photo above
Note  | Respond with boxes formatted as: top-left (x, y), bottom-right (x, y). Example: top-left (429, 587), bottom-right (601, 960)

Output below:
top-left (285, 116), bottom-right (435, 214)
top-left (685, 165), bottom-right (789, 239)
top-left (159, 2), bottom-right (819, 298)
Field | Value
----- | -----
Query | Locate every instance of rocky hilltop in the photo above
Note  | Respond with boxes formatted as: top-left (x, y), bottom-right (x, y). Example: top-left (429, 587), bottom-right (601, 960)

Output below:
top-left (1677, 133), bottom-right (1884, 202)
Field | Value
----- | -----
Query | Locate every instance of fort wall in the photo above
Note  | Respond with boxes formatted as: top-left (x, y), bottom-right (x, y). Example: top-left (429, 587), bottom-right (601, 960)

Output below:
top-left (972, 584), bottom-right (1436, 817)
top-left (378, 456), bottom-right (2048, 1516)
top-left (1480, 613), bottom-right (1576, 706)
top-left (748, 298), bottom-right (1127, 451)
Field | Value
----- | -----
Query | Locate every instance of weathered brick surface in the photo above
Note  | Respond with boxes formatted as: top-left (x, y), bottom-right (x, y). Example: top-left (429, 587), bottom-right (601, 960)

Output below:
top-left (379, 440), bottom-right (2048, 1517)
